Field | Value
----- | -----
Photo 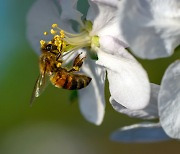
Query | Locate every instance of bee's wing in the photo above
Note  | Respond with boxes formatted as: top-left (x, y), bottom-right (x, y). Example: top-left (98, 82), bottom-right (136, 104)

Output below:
top-left (30, 73), bottom-right (49, 105)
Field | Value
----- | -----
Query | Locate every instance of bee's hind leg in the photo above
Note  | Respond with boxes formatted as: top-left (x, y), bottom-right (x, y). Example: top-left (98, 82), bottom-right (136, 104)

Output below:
top-left (73, 53), bottom-right (86, 70)
top-left (68, 53), bottom-right (86, 72)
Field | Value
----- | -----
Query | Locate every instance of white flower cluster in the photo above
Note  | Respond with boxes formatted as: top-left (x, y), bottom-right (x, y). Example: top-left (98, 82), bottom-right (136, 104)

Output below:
top-left (112, 0), bottom-right (180, 142)
top-left (27, 0), bottom-right (180, 142)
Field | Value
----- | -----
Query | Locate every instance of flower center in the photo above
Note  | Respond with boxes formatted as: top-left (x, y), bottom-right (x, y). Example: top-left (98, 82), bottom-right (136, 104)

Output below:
top-left (40, 20), bottom-right (99, 55)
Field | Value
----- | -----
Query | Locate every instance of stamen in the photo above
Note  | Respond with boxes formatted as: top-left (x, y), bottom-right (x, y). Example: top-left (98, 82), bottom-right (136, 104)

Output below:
top-left (64, 31), bottom-right (88, 37)
top-left (41, 21), bottom-right (96, 58)
top-left (52, 24), bottom-right (58, 28)
top-left (64, 37), bottom-right (91, 46)
top-left (50, 29), bottom-right (57, 35)
top-left (61, 50), bottom-right (76, 65)
top-left (44, 32), bottom-right (48, 35)
top-left (60, 30), bottom-right (65, 38)
top-left (51, 23), bottom-right (87, 37)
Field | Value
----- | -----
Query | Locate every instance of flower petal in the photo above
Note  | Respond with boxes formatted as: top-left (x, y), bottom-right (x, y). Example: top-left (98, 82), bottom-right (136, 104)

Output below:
top-left (96, 48), bottom-right (150, 110)
top-left (87, 0), bottom-right (121, 37)
top-left (78, 51), bottom-right (106, 125)
top-left (111, 123), bottom-right (170, 143)
top-left (100, 35), bottom-right (128, 49)
top-left (58, 0), bottom-right (84, 27)
top-left (158, 60), bottom-right (180, 139)
top-left (61, 49), bottom-right (106, 125)
top-left (118, 0), bottom-right (180, 59)
top-left (90, 0), bottom-right (120, 8)
top-left (27, 0), bottom-right (72, 54)
top-left (110, 83), bottom-right (159, 119)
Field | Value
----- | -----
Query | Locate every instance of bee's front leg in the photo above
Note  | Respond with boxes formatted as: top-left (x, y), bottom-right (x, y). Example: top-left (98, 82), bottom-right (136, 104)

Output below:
top-left (69, 53), bottom-right (86, 72)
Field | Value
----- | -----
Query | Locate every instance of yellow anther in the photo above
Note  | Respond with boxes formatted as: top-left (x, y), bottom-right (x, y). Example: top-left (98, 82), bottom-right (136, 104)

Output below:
top-left (43, 32), bottom-right (48, 35)
top-left (60, 30), bottom-right (65, 38)
top-left (54, 35), bottom-right (60, 39)
top-left (40, 40), bottom-right (46, 47)
top-left (52, 24), bottom-right (58, 28)
top-left (50, 29), bottom-right (57, 35)
top-left (60, 30), bottom-right (64, 34)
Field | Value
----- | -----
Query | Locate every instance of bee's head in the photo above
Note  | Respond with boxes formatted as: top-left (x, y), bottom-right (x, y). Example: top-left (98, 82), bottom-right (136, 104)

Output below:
top-left (44, 44), bottom-right (58, 53)
top-left (40, 40), bottom-right (60, 56)
top-left (45, 44), bottom-right (53, 51)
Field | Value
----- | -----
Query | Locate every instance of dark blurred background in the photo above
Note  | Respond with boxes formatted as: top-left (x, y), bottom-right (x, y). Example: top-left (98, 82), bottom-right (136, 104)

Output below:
top-left (0, 0), bottom-right (180, 154)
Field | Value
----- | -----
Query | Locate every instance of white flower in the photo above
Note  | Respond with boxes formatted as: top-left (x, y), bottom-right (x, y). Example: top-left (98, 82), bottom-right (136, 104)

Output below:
top-left (109, 0), bottom-right (180, 141)
top-left (118, 0), bottom-right (180, 59)
top-left (27, 0), bottom-right (150, 125)
top-left (110, 83), bottom-right (159, 120)
top-left (158, 60), bottom-right (180, 139)
top-left (110, 84), bottom-right (167, 143)
top-left (111, 123), bottom-right (170, 143)
top-left (110, 60), bottom-right (180, 141)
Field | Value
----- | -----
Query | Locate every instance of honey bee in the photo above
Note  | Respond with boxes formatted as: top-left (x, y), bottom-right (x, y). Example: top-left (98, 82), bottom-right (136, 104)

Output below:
top-left (30, 40), bottom-right (91, 104)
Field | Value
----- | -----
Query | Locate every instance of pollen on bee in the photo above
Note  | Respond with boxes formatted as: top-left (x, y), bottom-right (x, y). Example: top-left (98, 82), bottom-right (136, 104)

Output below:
top-left (43, 32), bottom-right (48, 35)
top-left (73, 66), bottom-right (79, 71)
top-left (48, 41), bottom-right (52, 44)
top-left (56, 63), bottom-right (61, 68)
top-left (50, 29), bottom-right (57, 35)
top-left (52, 24), bottom-right (58, 28)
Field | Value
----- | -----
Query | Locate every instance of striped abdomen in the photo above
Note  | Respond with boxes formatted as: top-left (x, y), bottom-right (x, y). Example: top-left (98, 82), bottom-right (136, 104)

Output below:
top-left (50, 69), bottom-right (92, 90)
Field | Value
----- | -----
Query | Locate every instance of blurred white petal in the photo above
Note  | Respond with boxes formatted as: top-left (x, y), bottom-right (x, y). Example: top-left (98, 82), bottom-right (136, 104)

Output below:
top-left (87, 0), bottom-right (121, 37)
top-left (58, 0), bottom-right (84, 27)
top-left (110, 83), bottom-right (159, 119)
top-left (111, 123), bottom-right (170, 143)
top-left (100, 35), bottom-right (128, 50)
top-left (118, 0), bottom-right (180, 59)
top-left (96, 49), bottom-right (150, 110)
top-left (158, 60), bottom-right (180, 139)
top-left (78, 56), bottom-right (106, 125)
top-left (90, 0), bottom-right (120, 8)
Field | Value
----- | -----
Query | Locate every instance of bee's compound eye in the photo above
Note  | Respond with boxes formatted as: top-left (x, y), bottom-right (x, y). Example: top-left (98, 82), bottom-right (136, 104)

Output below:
top-left (46, 44), bottom-right (53, 51)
